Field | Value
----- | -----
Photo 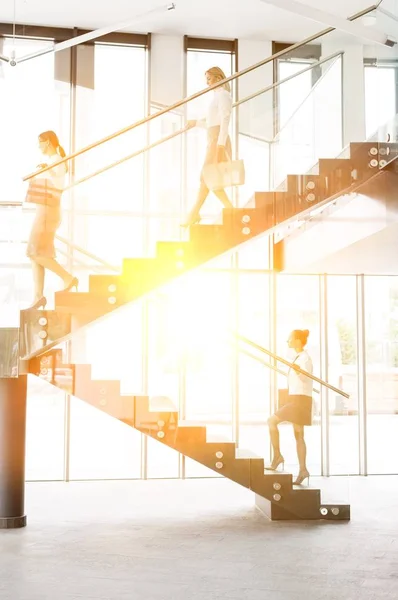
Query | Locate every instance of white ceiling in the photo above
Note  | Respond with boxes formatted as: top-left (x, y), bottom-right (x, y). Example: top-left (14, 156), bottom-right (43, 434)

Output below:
top-left (0, 0), bottom-right (389, 42)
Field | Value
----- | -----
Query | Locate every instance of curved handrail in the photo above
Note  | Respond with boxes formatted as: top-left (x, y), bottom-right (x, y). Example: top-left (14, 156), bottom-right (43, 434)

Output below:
top-left (63, 51), bottom-right (342, 191)
top-left (22, 3), bottom-right (378, 183)
top-left (235, 333), bottom-right (349, 398)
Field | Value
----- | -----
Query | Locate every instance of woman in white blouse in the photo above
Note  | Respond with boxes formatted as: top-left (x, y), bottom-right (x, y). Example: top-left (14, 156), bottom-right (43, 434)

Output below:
top-left (265, 329), bottom-right (314, 485)
top-left (26, 130), bottom-right (77, 309)
top-left (181, 66), bottom-right (234, 227)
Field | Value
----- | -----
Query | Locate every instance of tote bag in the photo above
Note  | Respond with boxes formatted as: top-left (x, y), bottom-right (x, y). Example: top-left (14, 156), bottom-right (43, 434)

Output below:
top-left (202, 158), bottom-right (245, 191)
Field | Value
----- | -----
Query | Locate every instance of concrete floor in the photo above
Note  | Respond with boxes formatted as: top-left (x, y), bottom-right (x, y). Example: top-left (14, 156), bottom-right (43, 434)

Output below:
top-left (0, 477), bottom-right (397, 600)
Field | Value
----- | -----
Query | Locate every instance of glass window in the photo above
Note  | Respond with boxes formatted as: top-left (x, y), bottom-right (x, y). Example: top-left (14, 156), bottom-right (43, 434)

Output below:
top-left (238, 272), bottom-right (271, 461)
top-left (25, 375), bottom-right (66, 481)
top-left (0, 38), bottom-right (70, 203)
top-left (364, 65), bottom-right (396, 139)
top-left (327, 276), bottom-right (359, 475)
top-left (278, 61), bottom-right (313, 129)
top-left (365, 276), bottom-right (398, 475)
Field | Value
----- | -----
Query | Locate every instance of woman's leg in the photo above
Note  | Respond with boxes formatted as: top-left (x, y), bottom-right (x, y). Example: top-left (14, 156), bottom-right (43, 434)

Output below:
top-left (213, 187), bottom-right (233, 209)
top-left (267, 415), bottom-right (282, 458)
top-left (32, 256), bottom-right (74, 287)
top-left (30, 259), bottom-right (45, 300)
top-left (293, 424), bottom-right (308, 472)
top-left (182, 179), bottom-right (210, 226)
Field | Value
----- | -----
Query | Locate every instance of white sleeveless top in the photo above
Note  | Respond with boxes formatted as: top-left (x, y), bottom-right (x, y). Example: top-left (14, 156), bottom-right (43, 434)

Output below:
top-left (287, 350), bottom-right (313, 397)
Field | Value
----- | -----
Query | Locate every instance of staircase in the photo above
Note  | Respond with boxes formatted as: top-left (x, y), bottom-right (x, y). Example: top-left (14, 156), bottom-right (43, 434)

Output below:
top-left (16, 21), bottom-right (398, 519)
top-left (26, 353), bottom-right (349, 520)
top-left (20, 139), bottom-right (398, 521)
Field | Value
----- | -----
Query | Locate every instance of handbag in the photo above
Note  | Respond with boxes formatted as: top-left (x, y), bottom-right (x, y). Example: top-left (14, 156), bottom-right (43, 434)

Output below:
top-left (202, 155), bottom-right (245, 190)
top-left (25, 177), bottom-right (62, 207)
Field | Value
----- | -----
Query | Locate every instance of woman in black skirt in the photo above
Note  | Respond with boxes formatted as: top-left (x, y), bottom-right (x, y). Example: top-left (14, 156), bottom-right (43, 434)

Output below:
top-left (266, 329), bottom-right (313, 485)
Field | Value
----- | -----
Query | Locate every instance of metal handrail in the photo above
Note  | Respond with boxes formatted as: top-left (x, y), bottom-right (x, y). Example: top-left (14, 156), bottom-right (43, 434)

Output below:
top-left (22, 3), bottom-right (379, 183)
top-left (63, 51), bottom-right (342, 191)
top-left (236, 333), bottom-right (349, 398)
top-left (240, 346), bottom-right (321, 395)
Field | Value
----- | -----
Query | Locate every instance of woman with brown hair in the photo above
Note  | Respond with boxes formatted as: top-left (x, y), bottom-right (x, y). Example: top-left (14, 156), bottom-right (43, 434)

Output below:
top-left (26, 130), bottom-right (77, 309)
top-left (181, 66), bottom-right (234, 227)
top-left (265, 329), bottom-right (313, 485)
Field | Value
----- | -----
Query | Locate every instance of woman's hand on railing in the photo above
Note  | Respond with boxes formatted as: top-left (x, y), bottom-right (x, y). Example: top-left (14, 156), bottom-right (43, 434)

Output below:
top-left (187, 120), bottom-right (197, 129)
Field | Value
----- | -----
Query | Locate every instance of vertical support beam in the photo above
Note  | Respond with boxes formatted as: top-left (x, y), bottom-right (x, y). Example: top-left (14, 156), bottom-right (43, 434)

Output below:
top-left (356, 274), bottom-right (368, 475)
top-left (269, 236), bottom-right (278, 423)
top-left (319, 274), bottom-right (330, 477)
top-left (0, 376), bottom-right (28, 529)
top-left (232, 252), bottom-right (240, 446)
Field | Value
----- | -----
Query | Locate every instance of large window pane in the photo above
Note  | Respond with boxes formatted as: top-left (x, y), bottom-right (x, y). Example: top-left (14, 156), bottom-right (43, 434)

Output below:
top-left (238, 272), bottom-right (271, 461)
top-left (365, 276), bottom-right (398, 474)
top-left (365, 66), bottom-right (396, 139)
top-left (0, 38), bottom-right (70, 203)
top-left (25, 376), bottom-right (65, 481)
top-left (327, 276), bottom-right (359, 475)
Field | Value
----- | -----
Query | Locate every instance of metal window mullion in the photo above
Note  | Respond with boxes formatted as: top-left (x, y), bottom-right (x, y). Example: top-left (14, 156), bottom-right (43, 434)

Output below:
top-left (319, 274), bottom-right (329, 477)
top-left (356, 274), bottom-right (368, 475)
top-left (269, 237), bottom-right (277, 419)
top-left (232, 252), bottom-right (240, 446)
top-left (63, 38), bottom-right (78, 484)
top-left (140, 42), bottom-right (152, 482)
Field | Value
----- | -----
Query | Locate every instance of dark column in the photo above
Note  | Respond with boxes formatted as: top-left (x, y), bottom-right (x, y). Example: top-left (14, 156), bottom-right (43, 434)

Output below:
top-left (0, 376), bottom-right (27, 529)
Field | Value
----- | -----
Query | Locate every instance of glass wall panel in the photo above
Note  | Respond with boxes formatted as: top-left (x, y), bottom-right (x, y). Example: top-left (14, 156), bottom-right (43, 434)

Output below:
top-left (327, 276), bottom-right (359, 475)
top-left (25, 375), bottom-right (65, 481)
top-left (73, 43), bottom-right (147, 268)
top-left (0, 38), bottom-right (70, 204)
top-left (365, 276), bottom-right (398, 475)
top-left (364, 64), bottom-right (396, 139)
top-left (237, 272), bottom-right (271, 460)
top-left (69, 396), bottom-right (142, 480)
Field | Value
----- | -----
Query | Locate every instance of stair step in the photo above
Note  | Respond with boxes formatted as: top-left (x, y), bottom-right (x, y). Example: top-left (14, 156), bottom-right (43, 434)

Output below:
top-left (175, 425), bottom-right (207, 445)
top-left (20, 309), bottom-right (71, 359)
top-left (235, 448), bottom-right (262, 459)
top-left (286, 174), bottom-right (327, 208)
top-left (55, 291), bottom-right (117, 315)
top-left (222, 207), bottom-right (274, 236)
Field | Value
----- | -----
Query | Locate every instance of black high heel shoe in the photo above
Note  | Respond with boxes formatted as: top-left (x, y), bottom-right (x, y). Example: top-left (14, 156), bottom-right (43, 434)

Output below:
top-left (264, 454), bottom-right (285, 471)
top-left (293, 469), bottom-right (310, 485)
top-left (62, 277), bottom-right (79, 293)
top-left (25, 296), bottom-right (47, 310)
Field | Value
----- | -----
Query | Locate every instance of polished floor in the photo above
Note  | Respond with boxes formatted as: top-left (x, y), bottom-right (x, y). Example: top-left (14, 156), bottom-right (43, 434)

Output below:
top-left (0, 476), bottom-right (397, 600)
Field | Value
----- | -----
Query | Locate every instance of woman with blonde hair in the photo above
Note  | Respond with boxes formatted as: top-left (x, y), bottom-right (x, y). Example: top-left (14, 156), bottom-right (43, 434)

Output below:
top-left (25, 130), bottom-right (77, 309)
top-left (181, 66), bottom-right (234, 227)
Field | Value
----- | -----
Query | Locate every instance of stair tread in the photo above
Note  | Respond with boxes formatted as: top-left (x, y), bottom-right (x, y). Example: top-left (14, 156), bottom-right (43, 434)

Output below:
top-left (235, 448), bottom-right (263, 459)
